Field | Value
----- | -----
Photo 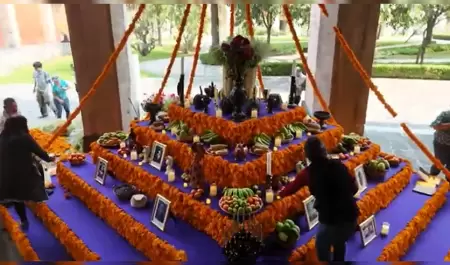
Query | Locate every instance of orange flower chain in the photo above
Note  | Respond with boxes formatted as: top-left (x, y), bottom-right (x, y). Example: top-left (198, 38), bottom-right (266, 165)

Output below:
top-left (317, 4), bottom-right (450, 181)
top-left (185, 4), bottom-right (208, 99)
top-left (282, 5), bottom-right (337, 125)
top-left (229, 4), bottom-right (235, 37)
top-left (446, 249), bottom-right (450, 261)
top-left (153, 5), bottom-right (191, 104)
top-left (45, 4), bottom-right (146, 149)
top-left (244, 4), bottom-right (265, 92)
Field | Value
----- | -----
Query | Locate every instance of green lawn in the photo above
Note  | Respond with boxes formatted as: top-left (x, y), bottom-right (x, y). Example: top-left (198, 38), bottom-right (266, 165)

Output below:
top-left (138, 45), bottom-right (195, 62)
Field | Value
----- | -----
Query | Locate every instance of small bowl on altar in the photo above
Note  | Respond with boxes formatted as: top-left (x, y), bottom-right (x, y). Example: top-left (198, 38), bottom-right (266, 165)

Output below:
top-left (313, 111), bottom-right (331, 129)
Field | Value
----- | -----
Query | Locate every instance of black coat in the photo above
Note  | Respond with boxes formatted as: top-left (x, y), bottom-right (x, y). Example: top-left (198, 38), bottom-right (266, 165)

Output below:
top-left (0, 133), bottom-right (51, 202)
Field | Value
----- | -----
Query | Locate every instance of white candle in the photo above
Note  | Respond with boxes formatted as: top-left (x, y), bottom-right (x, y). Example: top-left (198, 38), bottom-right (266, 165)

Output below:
top-left (130, 150), bottom-right (138, 161)
top-left (168, 170), bottom-right (175, 182)
top-left (354, 145), bottom-right (361, 154)
top-left (266, 189), bottom-right (274, 203)
top-left (251, 109), bottom-right (258, 118)
top-left (206, 198), bottom-right (211, 205)
top-left (185, 99), bottom-right (190, 108)
top-left (162, 130), bottom-right (166, 135)
top-left (183, 182), bottom-right (188, 188)
top-left (181, 57), bottom-right (184, 74)
top-left (274, 136), bottom-right (282, 147)
top-left (210, 183), bottom-right (217, 197)
top-left (295, 130), bottom-right (302, 139)
top-left (291, 60), bottom-right (296, 76)
top-left (266, 152), bottom-right (272, 175)
top-left (282, 103), bottom-right (288, 110)
top-left (216, 108), bottom-right (222, 118)
top-left (193, 135), bottom-right (200, 143)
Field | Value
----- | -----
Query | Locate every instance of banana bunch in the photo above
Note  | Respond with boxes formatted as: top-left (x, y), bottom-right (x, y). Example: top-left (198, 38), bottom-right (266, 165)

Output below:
top-left (201, 129), bottom-right (223, 145)
top-left (253, 133), bottom-right (271, 147)
top-left (288, 122), bottom-right (307, 133)
top-left (223, 188), bottom-right (255, 198)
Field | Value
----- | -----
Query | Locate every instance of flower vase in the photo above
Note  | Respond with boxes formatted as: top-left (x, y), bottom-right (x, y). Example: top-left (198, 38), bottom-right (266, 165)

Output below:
top-left (222, 66), bottom-right (257, 97)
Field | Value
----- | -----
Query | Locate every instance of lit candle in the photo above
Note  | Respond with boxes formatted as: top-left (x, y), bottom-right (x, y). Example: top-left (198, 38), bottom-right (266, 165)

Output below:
top-left (350, 151), bottom-right (354, 156)
top-left (282, 103), bottom-right (288, 110)
top-left (138, 161), bottom-right (143, 166)
top-left (185, 100), bottom-right (191, 108)
top-left (210, 183), bottom-right (217, 197)
top-left (123, 154), bottom-right (127, 158)
top-left (274, 136), bottom-right (282, 147)
top-left (162, 130), bottom-right (166, 135)
top-left (276, 195), bottom-right (281, 200)
top-left (295, 130), bottom-right (302, 139)
top-left (291, 60), bottom-right (296, 76)
top-left (206, 198), bottom-right (211, 205)
top-left (266, 152), bottom-right (272, 175)
top-left (354, 145), bottom-right (361, 154)
top-left (181, 56), bottom-right (184, 74)
top-left (193, 135), bottom-right (200, 143)
top-left (216, 108), bottom-right (222, 118)
top-left (171, 127), bottom-right (178, 135)
top-left (251, 109), bottom-right (258, 118)
top-left (183, 182), bottom-right (188, 188)
top-left (130, 149), bottom-right (138, 161)
top-left (381, 222), bottom-right (390, 236)
top-left (168, 170), bottom-right (175, 182)
top-left (273, 147), bottom-right (278, 151)
top-left (266, 189), bottom-right (274, 203)
top-left (307, 132), bottom-right (311, 136)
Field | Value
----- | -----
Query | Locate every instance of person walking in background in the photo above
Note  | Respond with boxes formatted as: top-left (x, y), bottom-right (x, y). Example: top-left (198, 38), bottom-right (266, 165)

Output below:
top-left (0, 116), bottom-right (52, 230)
top-left (430, 110), bottom-right (450, 175)
top-left (51, 76), bottom-right (71, 119)
top-left (33, 62), bottom-right (56, 118)
top-left (0, 98), bottom-right (20, 133)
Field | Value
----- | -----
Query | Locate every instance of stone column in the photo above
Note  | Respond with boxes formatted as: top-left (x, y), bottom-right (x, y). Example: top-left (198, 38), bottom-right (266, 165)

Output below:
top-left (65, 4), bottom-right (123, 151)
top-left (305, 4), bottom-right (380, 135)
top-left (39, 4), bottom-right (57, 43)
top-left (0, 4), bottom-right (21, 48)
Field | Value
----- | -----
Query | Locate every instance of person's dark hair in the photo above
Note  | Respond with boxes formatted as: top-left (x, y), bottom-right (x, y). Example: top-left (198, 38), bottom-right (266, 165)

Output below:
top-left (32, 61), bottom-right (42, 68)
top-left (2, 116), bottom-right (29, 136)
top-left (304, 136), bottom-right (328, 163)
top-left (3, 98), bottom-right (15, 107)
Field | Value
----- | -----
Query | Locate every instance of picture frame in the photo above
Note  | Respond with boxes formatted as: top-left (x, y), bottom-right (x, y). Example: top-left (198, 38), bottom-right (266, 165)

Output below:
top-left (150, 141), bottom-right (167, 170)
top-left (302, 195), bottom-right (319, 230)
top-left (359, 215), bottom-right (377, 247)
top-left (354, 164), bottom-right (368, 193)
top-left (94, 157), bottom-right (108, 185)
top-left (151, 194), bottom-right (171, 231)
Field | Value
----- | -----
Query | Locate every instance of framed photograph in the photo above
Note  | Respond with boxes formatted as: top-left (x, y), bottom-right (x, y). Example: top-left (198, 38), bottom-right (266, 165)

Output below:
top-left (359, 215), bottom-right (377, 247)
top-left (303, 195), bottom-right (319, 230)
top-left (354, 164), bottom-right (368, 193)
top-left (150, 141), bottom-right (167, 170)
top-left (151, 194), bottom-right (171, 231)
top-left (95, 157), bottom-right (108, 185)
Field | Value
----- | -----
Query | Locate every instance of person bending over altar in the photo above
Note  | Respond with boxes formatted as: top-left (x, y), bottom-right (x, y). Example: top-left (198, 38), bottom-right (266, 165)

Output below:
top-left (430, 110), bottom-right (450, 176)
top-left (280, 136), bottom-right (359, 262)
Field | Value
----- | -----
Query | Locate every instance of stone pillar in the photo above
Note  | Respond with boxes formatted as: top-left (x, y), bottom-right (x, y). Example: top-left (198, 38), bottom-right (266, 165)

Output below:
top-left (65, 4), bottom-right (123, 151)
top-left (0, 4), bottom-right (21, 48)
top-left (305, 4), bottom-right (380, 135)
top-left (39, 4), bottom-right (57, 43)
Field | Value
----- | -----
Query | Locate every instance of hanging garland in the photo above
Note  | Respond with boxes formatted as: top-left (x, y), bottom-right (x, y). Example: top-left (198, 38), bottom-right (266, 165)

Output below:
top-left (186, 4), bottom-right (208, 99)
top-left (229, 4), bottom-right (235, 37)
top-left (245, 4), bottom-right (265, 93)
top-left (153, 5), bottom-right (192, 104)
top-left (45, 4), bottom-right (146, 149)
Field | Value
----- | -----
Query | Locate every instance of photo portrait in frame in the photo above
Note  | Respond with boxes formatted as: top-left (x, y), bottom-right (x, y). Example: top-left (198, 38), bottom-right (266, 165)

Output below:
top-left (150, 141), bottom-right (167, 170)
top-left (151, 194), bottom-right (171, 231)
top-left (95, 157), bottom-right (108, 185)
top-left (354, 164), bottom-right (368, 193)
top-left (303, 195), bottom-right (319, 230)
top-left (359, 215), bottom-right (377, 247)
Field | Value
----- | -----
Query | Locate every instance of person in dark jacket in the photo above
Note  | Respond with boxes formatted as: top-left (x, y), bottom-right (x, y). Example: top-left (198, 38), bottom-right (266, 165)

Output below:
top-left (281, 136), bottom-right (359, 261)
top-left (0, 116), bottom-right (52, 229)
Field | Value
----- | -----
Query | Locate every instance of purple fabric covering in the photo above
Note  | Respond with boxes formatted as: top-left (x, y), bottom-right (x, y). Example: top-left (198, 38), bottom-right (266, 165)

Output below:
top-left (65, 157), bottom-right (223, 262)
top-left (8, 205), bottom-right (71, 261)
top-left (43, 176), bottom-right (147, 261)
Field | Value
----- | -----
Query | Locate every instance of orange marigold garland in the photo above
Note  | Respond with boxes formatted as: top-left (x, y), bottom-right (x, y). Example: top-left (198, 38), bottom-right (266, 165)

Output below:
top-left (245, 4), bottom-right (265, 92)
top-left (153, 4), bottom-right (191, 104)
top-left (46, 4), bottom-right (146, 149)
top-left (377, 181), bottom-right (449, 261)
top-left (30, 129), bottom-right (72, 155)
top-left (0, 206), bottom-right (39, 261)
top-left (445, 250), bottom-right (450, 261)
top-left (185, 4), bottom-right (208, 99)
top-left (229, 4), bottom-right (235, 36)
top-left (57, 163), bottom-right (187, 261)
top-left (318, 4), bottom-right (329, 17)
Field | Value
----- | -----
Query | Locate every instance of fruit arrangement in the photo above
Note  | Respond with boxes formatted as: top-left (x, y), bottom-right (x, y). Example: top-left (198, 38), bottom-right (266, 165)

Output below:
top-left (220, 188), bottom-right (263, 215)
top-left (342, 133), bottom-right (371, 151)
top-left (250, 133), bottom-right (271, 155)
top-left (206, 144), bottom-right (229, 156)
top-left (383, 154), bottom-right (401, 167)
top-left (97, 131), bottom-right (128, 147)
top-left (167, 121), bottom-right (195, 142)
top-left (303, 116), bottom-right (321, 133)
top-left (364, 158), bottom-right (390, 180)
top-left (68, 153), bottom-right (86, 166)
top-left (189, 188), bottom-right (204, 199)
top-left (201, 129), bottom-right (224, 145)
top-left (275, 219), bottom-right (300, 246)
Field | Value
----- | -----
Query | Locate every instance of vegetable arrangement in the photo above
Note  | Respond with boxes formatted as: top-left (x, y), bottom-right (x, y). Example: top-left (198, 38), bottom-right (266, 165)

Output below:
top-left (275, 219), bottom-right (300, 245)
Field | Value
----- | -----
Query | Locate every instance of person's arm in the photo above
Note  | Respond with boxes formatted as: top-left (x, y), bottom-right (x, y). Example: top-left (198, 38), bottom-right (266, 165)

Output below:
top-left (32, 72), bottom-right (37, 92)
top-left (52, 86), bottom-right (63, 102)
top-left (24, 134), bottom-right (51, 162)
top-left (335, 161), bottom-right (358, 195)
top-left (279, 168), bottom-right (309, 197)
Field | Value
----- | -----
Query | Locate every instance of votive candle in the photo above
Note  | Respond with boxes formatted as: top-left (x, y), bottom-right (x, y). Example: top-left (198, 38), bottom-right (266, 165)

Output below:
top-left (295, 130), bottom-right (302, 139)
top-left (193, 135), bottom-right (200, 143)
top-left (266, 189), bottom-right (274, 203)
top-left (251, 109), bottom-right (258, 118)
top-left (216, 108), bottom-right (222, 118)
top-left (210, 183), bottom-right (217, 197)
top-left (354, 145), bottom-right (361, 154)
top-left (130, 150), bottom-right (138, 161)
top-left (168, 170), bottom-right (175, 182)
top-left (274, 136), bottom-right (282, 147)
top-left (206, 198), bottom-right (211, 205)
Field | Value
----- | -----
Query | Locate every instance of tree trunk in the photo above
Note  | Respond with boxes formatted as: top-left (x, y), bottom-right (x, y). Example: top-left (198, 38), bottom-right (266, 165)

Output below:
top-left (417, 15), bottom-right (437, 64)
top-left (211, 4), bottom-right (220, 45)
top-left (376, 23), bottom-right (382, 40)
top-left (279, 20), bottom-right (287, 32)
top-left (266, 26), bottom-right (272, 44)
top-left (157, 21), bottom-right (162, 46)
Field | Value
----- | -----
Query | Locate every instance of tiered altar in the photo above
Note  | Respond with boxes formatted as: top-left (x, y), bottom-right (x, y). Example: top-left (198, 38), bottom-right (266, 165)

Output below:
top-left (2, 3), bottom-right (450, 263)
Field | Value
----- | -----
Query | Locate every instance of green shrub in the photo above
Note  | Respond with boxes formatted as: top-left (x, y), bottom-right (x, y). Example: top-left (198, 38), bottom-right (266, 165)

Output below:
top-left (433, 34), bottom-right (450, 41)
top-left (257, 61), bottom-right (450, 80)
top-left (377, 42), bottom-right (444, 57)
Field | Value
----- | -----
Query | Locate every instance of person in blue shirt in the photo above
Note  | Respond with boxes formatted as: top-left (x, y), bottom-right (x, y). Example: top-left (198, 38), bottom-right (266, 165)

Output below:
top-left (51, 76), bottom-right (71, 119)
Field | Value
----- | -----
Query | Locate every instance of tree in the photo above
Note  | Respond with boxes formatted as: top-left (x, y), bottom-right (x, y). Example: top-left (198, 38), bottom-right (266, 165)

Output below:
top-left (211, 4), bottom-right (220, 46)
top-left (127, 5), bottom-right (156, 56)
top-left (290, 4), bottom-right (311, 28)
top-left (152, 5), bottom-right (168, 46)
top-left (233, 4), bottom-right (280, 43)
